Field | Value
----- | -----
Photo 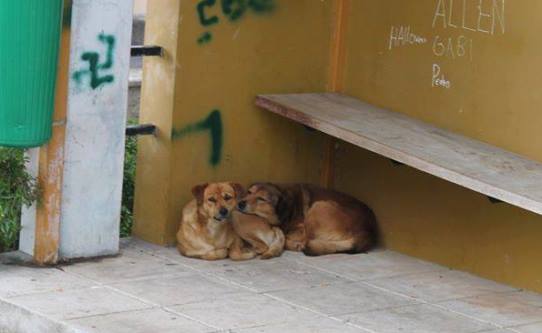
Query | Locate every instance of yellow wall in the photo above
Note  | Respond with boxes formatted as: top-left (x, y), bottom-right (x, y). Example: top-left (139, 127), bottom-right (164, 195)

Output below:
top-left (336, 0), bottom-right (542, 293)
top-left (135, 0), bottom-right (542, 293)
top-left (134, 0), bottom-right (334, 245)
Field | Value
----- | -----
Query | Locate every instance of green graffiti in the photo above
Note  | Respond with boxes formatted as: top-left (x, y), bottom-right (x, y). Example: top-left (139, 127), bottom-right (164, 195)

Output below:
top-left (197, 32), bottom-right (213, 45)
top-left (222, 0), bottom-right (246, 21)
top-left (248, 0), bottom-right (275, 13)
top-left (172, 110), bottom-right (223, 166)
top-left (197, 0), bottom-right (219, 26)
top-left (196, 0), bottom-right (275, 44)
top-left (73, 33), bottom-right (116, 90)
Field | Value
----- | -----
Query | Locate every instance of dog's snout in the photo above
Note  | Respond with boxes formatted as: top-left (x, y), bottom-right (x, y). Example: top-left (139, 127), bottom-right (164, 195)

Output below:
top-left (219, 207), bottom-right (229, 216)
top-left (238, 201), bottom-right (247, 211)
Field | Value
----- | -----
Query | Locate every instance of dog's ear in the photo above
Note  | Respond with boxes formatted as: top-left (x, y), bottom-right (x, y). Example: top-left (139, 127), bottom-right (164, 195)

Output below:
top-left (191, 183), bottom-right (208, 205)
top-left (230, 183), bottom-right (245, 200)
top-left (275, 194), bottom-right (289, 225)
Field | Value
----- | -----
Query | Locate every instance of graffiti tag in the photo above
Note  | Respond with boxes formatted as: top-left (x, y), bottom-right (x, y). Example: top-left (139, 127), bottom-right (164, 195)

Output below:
top-left (172, 110), bottom-right (224, 166)
top-left (197, 0), bottom-right (275, 45)
top-left (73, 33), bottom-right (116, 89)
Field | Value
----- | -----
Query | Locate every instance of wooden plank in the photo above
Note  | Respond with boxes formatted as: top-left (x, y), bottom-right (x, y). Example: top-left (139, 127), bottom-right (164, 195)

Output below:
top-left (33, 4), bottom-right (72, 265)
top-left (256, 93), bottom-right (542, 215)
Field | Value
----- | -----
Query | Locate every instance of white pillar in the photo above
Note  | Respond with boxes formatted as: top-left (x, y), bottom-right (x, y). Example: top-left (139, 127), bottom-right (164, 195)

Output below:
top-left (19, 0), bottom-right (134, 260)
top-left (59, 0), bottom-right (134, 258)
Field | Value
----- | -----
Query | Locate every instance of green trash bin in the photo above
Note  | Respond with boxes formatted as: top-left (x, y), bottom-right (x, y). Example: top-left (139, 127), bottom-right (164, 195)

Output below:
top-left (0, 0), bottom-right (63, 148)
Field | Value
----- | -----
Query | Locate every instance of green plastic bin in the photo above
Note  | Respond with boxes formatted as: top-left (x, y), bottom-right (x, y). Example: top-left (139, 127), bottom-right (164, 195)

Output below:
top-left (0, 0), bottom-right (63, 148)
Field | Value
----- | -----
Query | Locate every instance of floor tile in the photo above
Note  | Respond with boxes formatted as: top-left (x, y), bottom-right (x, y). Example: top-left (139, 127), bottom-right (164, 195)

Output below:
top-left (3, 239), bottom-right (542, 333)
top-left (8, 287), bottom-right (152, 320)
top-left (112, 273), bottom-right (244, 306)
top-left (0, 266), bottom-right (96, 298)
top-left (69, 308), bottom-right (215, 333)
top-left (340, 303), bottom-right (494, 333)
top-left (209, 258), bottom-right (350, 292)
top-left (236, 318), bottom-right (367, 333)
top-left (123, 239), bottom-right (259, 272)
top-left (171, 292), bottom-right (321, 330)
top-left (61, 249), bottom-right (190, 284)
top-left (295, 250), bottom-right (444, 281)
top-left (438, 291), bottom-right (542, 327)
top-left (511, 321), bottom-right (542, 333)
top-left (367, 270), bottom-right (517, 302)
top-left (269, 281), bottom-right (417, 316)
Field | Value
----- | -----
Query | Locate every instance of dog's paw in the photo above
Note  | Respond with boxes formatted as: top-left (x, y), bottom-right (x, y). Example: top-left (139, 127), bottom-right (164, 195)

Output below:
top-left (286, 240), bottom-right (305, 252)
top-left (260, 252), bottom-right (276, 260)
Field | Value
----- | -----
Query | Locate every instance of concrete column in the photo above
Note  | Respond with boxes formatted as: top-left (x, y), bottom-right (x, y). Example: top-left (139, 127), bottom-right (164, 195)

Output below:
top-left (20, 0), bottom-right (134, 261)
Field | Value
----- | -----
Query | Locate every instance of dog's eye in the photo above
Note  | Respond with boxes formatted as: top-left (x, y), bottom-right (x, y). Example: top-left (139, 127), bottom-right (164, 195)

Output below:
top-left (208, 198), bottom-right (217, 203)
top-left (257, 197), bottom-right (267, 202)
top-left (224, 195), bottom-right (232, 201)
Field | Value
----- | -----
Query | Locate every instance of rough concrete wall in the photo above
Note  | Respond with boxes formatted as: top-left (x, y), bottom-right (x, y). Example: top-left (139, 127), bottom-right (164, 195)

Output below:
top-left (59, 0), bottom-right (134, 258)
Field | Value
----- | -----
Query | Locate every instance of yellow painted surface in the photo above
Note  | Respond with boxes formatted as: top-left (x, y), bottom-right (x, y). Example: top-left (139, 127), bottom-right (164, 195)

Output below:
top-left (134, 0), bottom-right (333, 245)
top-left (133, 0), bottom-right (180, 245)
top-left (135, 0), bottom-right (542, 293)
top-left (336, 0), bottom-right (542, 292)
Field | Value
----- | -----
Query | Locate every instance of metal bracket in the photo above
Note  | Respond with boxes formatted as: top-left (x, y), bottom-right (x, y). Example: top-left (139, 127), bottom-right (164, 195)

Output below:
top-left (131, 45), bottom-right (163, 57)
top-left (126, 124), bottom-right (157, 136)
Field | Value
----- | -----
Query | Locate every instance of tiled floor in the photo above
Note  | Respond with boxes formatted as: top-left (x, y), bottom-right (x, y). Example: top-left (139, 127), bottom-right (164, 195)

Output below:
top-left (1, 238), bottom-right (542, 333)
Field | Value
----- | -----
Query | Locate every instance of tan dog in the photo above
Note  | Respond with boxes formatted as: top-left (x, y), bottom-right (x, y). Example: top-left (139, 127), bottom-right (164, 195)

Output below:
top-left (231, 210), bottom-right (285, 259)
top-left (177, 182), bottom-right (256, 261)
top-left (237, 183), bottom-right (378, 256)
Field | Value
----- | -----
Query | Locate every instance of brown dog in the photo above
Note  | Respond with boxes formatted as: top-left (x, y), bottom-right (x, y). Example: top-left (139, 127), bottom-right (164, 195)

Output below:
top-left (237, 183), bottom-right (378, 256)
top-left (231, 210), bottom-right (285, 259)
top-left (177, 182), bottom-right (256, 261)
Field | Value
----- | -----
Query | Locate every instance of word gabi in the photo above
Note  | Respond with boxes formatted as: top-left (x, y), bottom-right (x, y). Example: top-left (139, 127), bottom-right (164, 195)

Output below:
top-left (433, 35), bottom-right (473, 60)
top-left (432, 0), bottom-right (505, 35)
top-left (389, 26), bottom-right (428, 50)
top-left (432, 64), bottom-right (452, 89)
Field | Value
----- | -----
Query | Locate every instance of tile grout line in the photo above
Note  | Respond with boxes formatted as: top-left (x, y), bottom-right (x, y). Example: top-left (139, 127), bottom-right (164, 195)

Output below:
top-left (57, 266), bottom-right (222, 331)
top-left (129, 244), bottom-right (378, 332)
top-left (65, 307), bottom-right (155, 322)
top-left (358, 280), bottom-right (512, 331)
top-left (291, 256), bottom-right (445, 282)
top-left (288, 256), bottom-right (534, 331)
top-left (123, 245), bottom-right (264, 293)
top-left (102, 284), bottom-right (222, 331)
top-left (505, 320), bottom-right (542, 332)
top-left (262, 292), bottom-right (377, 333)
top-left (122, 243), bottom-right (542, 332)
top-left (4, 270), bottom-right (201, 300)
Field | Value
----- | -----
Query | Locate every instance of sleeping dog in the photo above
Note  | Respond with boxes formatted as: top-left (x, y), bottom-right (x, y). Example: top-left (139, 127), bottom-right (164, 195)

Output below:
top-left (231, 210), bottom-right (285, 260)
top-left (237, 183), bottom-right (378, 256)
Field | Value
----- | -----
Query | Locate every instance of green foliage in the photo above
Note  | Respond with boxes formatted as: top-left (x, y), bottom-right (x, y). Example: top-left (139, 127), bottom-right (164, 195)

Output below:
top-left (121, 121), bottom-right (138, 238)
top-left (0, 148), bottom-right (39, 252)
top-left (0, 128), bottom-right (138, 249)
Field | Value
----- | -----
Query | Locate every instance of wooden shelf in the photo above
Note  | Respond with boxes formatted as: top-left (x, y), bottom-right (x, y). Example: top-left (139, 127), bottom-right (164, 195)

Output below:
top-left (256, 93), bottom-right (542, 215)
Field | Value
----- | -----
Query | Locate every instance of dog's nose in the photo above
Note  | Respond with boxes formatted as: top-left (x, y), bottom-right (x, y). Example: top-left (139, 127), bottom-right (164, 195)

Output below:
top-left (238, 201), bottom-right (247, 210)
top-left (219, 207), bottom-right (229, 216)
